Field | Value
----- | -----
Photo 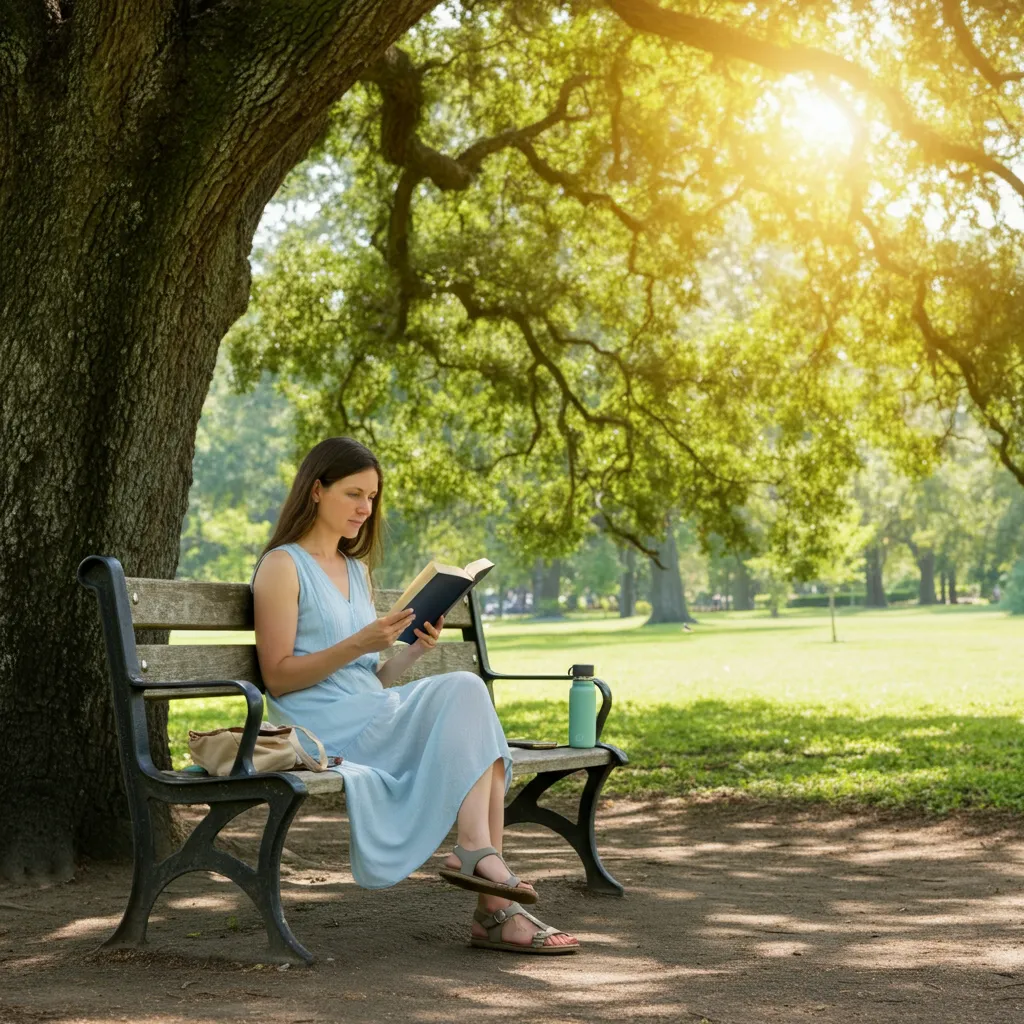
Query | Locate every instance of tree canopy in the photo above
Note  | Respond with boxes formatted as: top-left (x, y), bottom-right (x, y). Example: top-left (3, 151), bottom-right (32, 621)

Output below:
top-left (230, 0), bottom-right (1024, 568)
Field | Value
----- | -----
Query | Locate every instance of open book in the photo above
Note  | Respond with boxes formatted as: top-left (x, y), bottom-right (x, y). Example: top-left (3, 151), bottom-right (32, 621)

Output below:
top-left (390, 558), bottom-right (494, 645)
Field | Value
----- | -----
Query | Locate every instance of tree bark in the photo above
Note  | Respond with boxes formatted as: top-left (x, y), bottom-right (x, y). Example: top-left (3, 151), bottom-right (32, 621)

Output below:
top-left (619, 546), bottom-right (636, 618)
top-left (940, 570), bottom-right (947, 604)
top-left (864, 545), bottom-right (887, 608)
top-left (646, 523), bottom-right (696, 624)
top-left (916, 550), bottom-right (938, 605)
top-left (731, 559), bottom-right (754, 611)
top-left (949, 565), bottom-right (959, 605)
top-left (0, 0), bottom-right (436, 881)
top-left (534, 559), bottom-right (563, 618)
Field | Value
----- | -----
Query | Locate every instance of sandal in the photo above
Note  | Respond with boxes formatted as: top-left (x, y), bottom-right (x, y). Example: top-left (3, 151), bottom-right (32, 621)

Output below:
top-left (470, 901), bottom-right (580, 955)
top-left (438, 844), bottom-right (538, 904)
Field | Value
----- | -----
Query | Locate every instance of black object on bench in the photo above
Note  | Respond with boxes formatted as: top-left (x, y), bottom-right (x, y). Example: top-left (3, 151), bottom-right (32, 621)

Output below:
top-left (78, 554), bottom-right (628, 964)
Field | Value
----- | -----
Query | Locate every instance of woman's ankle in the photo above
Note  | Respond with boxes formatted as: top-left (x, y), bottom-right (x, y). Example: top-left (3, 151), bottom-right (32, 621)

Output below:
top-left (479, 893), bottom-right (511, 913)
top-left (455, 834), bottom-right (492, 852)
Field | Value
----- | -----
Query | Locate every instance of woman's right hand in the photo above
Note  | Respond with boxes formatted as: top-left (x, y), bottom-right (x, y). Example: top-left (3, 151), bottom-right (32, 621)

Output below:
top-left (354, 608), bottom-right (417, 653)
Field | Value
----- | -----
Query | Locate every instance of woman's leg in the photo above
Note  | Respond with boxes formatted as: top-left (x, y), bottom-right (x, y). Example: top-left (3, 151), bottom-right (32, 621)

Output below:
top-left (488, 757), bottom-right (505, 855)
top-left (447, 758), bottom-right (530, 888)
top-left (448, 759), bottom-right (578, 948)
top-left (453, 759), bottom-right (498, 852)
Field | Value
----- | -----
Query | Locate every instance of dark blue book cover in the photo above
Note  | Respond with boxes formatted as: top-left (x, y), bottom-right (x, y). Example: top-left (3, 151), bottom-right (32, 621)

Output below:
top-left (393, 559), bottom-right (493, 645)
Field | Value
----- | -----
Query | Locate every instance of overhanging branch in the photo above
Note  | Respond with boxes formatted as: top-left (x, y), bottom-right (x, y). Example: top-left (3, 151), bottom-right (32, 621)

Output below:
top-left (941, 0), bottom-right (1023, 88)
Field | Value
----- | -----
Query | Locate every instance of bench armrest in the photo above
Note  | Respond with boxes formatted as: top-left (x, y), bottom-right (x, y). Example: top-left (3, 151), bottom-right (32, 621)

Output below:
top-left (485, 672), bottom-right (614, 742)
top-left (132, 677), bottom-right (264, 777)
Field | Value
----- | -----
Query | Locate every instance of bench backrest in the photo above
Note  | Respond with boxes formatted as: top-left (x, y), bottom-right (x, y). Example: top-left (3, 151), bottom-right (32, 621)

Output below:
top-left (124, 575), bottom-right (485, 692)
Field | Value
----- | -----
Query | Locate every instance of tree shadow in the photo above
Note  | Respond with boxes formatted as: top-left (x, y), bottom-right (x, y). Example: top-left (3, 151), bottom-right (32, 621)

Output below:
top-left (4, 797), bottom-right (1024, 1023)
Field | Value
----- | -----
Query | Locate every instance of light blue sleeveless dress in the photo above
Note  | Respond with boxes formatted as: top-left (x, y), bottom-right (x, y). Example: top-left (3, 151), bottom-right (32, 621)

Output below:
top-left (255, 543), bottom-right (512, 889)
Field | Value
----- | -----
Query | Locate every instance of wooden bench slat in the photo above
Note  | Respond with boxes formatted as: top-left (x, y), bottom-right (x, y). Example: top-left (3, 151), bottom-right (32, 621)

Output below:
top-left (126, 578), bottom-right (473, 630)
top-left (138, 644), bottom-right (262, 685)
top-left (137, 641), bottom-right (480, 689)
top-left (164, 746), bottom-right (614, 797)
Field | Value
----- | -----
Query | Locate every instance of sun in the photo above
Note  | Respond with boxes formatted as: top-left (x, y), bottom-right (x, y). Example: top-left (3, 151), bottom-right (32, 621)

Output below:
top-left (781, 87), bottom-right (855, 152)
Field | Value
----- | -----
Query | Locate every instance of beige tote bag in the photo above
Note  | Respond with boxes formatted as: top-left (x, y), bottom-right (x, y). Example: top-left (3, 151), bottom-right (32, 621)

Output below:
top-left (188, 723), bottom-right (332, 776)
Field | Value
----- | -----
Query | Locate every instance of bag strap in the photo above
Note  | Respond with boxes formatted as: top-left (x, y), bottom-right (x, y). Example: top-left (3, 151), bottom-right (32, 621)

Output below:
top-left (287, 724), bottom-right (329, 772)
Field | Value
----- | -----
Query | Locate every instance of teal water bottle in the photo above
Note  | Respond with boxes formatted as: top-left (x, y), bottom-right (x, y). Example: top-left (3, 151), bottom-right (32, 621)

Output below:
top-left (568, 663), bottom-right (597, 748)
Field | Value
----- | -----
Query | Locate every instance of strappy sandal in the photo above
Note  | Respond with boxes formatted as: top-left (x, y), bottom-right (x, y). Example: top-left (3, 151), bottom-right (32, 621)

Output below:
top-left (438, 844), bottom-right (538, 904)
top-left (471, 901), bottom-right (580, 955)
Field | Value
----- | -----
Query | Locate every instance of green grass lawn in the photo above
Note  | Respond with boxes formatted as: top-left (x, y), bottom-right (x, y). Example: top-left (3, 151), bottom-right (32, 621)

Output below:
top-left (168, 604), bottom-right (1024, 814)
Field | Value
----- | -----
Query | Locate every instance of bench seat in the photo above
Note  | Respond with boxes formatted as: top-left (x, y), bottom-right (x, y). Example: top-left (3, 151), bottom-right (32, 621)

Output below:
top-left (162, 744), bottom-right (618, 796)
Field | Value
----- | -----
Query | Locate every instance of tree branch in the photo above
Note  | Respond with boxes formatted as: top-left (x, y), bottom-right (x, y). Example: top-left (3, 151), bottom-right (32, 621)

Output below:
top-left (910, 283), bottom-right (1024, 487)
top-left (365, 48), bottom-right (591, 190)
top-left (166, 1), bottom-right (440, 236)
top-left (940, 0), bottom-right (1023, 88)
top-left (514, 140), bottom-right (644, 234)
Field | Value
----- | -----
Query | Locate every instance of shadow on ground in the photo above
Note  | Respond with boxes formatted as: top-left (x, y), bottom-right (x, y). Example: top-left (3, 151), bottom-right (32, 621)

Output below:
top-left (2, 794), bottom-right (1024, 1023)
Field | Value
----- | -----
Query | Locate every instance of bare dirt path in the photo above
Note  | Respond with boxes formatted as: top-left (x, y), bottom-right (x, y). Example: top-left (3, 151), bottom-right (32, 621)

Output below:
top-left (2, 796), bottom-right (1023, 1024)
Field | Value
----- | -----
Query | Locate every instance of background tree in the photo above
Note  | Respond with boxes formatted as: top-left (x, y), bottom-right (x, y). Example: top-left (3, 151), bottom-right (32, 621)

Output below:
top-left (812, 511), bottom-right (874, 643)
top-left (646, 516), bottom-right (698, 625)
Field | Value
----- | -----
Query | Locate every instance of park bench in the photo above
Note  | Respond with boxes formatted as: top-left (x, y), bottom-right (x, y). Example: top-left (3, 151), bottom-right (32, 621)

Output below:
top-left (78, 555), bottom-right (628, 964)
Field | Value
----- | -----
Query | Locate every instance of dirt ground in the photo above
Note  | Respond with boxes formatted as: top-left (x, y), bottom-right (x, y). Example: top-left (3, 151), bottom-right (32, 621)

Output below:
top-left (2, 795), bottom-right (1024, 1024)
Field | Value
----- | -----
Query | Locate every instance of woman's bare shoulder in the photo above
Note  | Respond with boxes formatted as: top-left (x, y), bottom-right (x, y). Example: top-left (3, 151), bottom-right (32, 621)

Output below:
top-left (253, 548), bottom-right (299, 594)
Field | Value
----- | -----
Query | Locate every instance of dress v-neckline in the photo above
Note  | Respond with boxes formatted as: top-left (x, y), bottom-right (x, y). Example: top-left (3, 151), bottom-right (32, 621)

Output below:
top-left (295, 544), bottom-right (351, 604)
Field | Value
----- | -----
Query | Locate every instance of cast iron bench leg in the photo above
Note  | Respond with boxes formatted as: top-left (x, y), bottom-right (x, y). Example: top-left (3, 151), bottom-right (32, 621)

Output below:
top-left (103, 787), bottom-right (312, 964)
top-left (504, 745), bottom-right (628, 896)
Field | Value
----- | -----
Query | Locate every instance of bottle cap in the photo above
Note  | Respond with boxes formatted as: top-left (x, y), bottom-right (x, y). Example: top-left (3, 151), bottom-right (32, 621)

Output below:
top-left (568, 663), bottom-right (594, 678)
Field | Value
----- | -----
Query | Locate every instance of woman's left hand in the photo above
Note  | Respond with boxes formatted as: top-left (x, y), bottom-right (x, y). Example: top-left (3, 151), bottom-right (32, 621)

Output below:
top-left (412, 615), bottom-right (444, 653)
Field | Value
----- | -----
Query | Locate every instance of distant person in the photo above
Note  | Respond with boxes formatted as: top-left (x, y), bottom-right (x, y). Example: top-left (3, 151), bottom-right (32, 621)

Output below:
top-left (251, 437), bottom-right (578, 955)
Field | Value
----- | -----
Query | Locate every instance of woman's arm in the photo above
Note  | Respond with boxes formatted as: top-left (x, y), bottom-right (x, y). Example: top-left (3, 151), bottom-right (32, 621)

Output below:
top-left (253, 551), bottom-right (414, 697)
top-left (375, 616), bottom-right (444, 688)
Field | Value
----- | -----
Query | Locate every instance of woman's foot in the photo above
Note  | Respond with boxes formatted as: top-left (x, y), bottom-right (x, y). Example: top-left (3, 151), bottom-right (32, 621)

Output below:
top-left (471, 896), bottom-right (580, 951)
top-left (443, 848), bottom-right (536, 897)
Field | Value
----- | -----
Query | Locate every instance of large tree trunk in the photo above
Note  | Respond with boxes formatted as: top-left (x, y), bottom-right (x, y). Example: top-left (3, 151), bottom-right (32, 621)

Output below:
top-left (949, 565), bottom-right (958, 605)
top-left (0, 1), bottom-right (435, 882)
top-left (534, 559), bottom-right (563, 618)
top-left (646, 523), bottom-right (696, 624)
top-left (864, 545), bottom-right (887, 608)
top-left (619, 546), bottom-right (636, 618)
top-left (730, 559), bottom-right (754, 611)
top-left (916, 550), bottom-right (938, 605)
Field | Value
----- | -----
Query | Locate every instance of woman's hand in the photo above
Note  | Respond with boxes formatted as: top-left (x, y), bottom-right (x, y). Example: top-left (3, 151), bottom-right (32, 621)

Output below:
top-left (354, 608), bottom-right (417, 654)
top-left (411, 614), bottom-right (445, 654)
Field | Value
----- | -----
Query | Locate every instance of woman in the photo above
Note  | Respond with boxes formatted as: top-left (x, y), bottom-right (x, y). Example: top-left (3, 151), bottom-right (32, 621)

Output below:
top-left (252, 437), bottom-right (579, 954)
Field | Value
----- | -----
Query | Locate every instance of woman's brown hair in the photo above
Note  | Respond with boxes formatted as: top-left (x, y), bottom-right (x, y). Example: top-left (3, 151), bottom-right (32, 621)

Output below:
top-left (261, 437), bottom-right (384, 569)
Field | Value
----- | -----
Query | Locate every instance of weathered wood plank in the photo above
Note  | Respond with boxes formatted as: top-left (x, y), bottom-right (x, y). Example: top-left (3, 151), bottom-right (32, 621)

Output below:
top-left (137, 644), bottom-right (262, 685)
top-left (138, 641), bottom-right (480, 690)
top-left (283, 745), bottom-right (613, 797)
top-left (127, 578), bottom-right (253, 630)
top-left (126, 578), bottom-right (473, 630)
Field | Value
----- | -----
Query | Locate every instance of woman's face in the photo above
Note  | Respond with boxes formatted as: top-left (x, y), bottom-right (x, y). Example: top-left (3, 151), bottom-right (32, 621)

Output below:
top-left (314, 468), bottom-right (379, 539)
